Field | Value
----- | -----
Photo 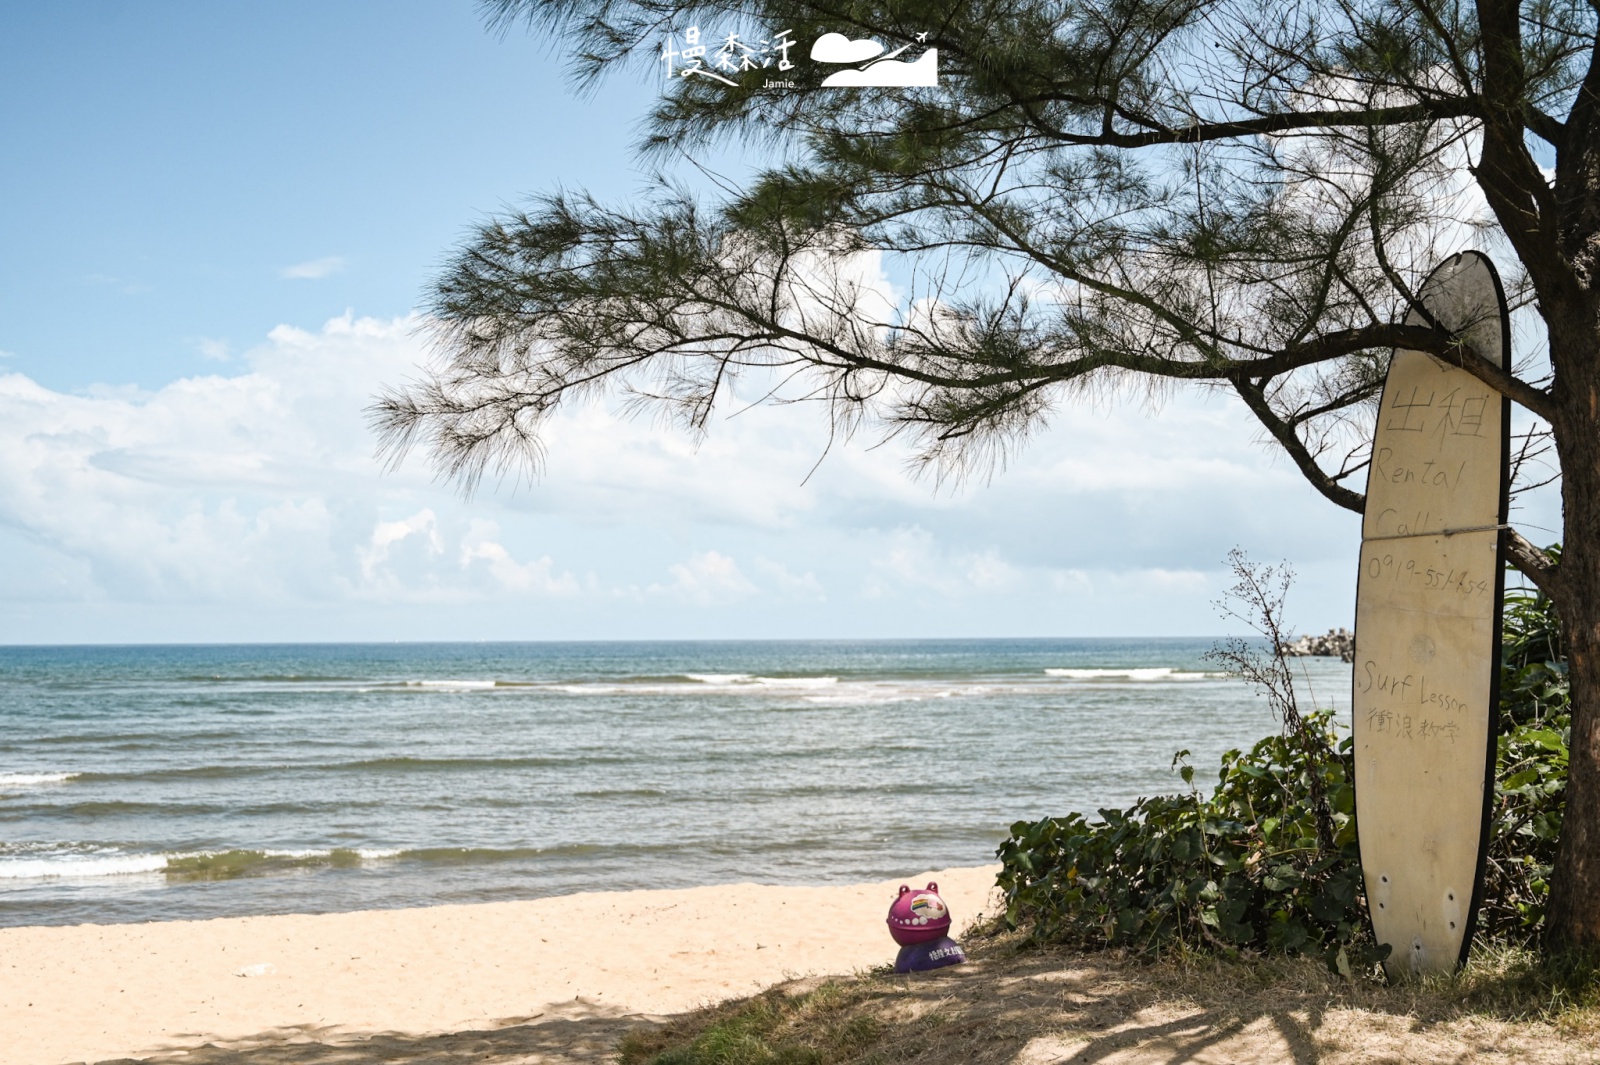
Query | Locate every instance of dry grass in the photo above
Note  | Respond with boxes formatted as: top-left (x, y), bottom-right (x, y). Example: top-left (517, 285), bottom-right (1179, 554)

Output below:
top-left (614, 930), bottom-right (1600, 1065)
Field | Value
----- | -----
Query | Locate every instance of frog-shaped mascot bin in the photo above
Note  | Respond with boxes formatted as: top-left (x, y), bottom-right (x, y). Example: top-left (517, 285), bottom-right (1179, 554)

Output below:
top-left (886, 881), bottom-right (967, 973)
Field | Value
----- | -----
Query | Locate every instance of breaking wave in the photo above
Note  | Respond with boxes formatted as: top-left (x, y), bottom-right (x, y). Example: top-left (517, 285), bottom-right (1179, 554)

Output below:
top-left (1044, 667), bottom-right (1221, 681)
top-left (0, 772), bottom-right (80, 788)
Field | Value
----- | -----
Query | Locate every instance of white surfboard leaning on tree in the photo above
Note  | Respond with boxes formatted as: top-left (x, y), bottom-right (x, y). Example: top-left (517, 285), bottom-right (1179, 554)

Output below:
top-left (1354, 251), bottom-right (1510, 977)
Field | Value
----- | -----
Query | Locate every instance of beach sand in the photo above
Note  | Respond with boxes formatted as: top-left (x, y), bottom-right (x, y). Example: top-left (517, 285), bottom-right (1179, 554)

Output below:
top-left (0, 865), bottom-right (999, 1065)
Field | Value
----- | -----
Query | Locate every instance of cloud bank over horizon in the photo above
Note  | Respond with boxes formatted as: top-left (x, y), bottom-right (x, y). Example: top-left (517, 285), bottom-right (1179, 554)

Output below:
top-left (0, 311), bottom-right (1396, 643)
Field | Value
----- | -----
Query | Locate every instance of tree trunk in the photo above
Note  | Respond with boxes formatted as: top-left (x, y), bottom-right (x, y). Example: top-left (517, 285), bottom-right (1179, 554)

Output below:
top-left (1544, 388), bottom-right (1600, 951)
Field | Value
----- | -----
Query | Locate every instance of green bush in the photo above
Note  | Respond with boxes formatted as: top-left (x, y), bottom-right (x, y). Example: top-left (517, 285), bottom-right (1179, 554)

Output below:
top-left (997, 560), bottom-right (1570, 968)
top-left (1481, 583), bottom-right (1570, 942)
top-left (996, 713), bottom-right (1380, 973)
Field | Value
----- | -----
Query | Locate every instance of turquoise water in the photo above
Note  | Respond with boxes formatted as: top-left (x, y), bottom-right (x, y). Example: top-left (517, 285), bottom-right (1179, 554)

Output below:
top-left (0, 640), bottom-right (1351, 927)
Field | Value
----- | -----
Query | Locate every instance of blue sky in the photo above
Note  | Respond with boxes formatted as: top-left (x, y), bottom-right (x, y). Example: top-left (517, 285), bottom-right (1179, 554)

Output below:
top-left (0, 3), bottom-right (1549, 643)
top-left (0, 2), bottom-right (648, 390)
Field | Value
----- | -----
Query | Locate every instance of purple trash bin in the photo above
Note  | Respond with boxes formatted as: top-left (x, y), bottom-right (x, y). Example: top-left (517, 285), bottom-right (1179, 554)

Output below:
top-left (887, 882), bottom-right (952, 945)
top-left (887, 881), bottom-right (966, 972)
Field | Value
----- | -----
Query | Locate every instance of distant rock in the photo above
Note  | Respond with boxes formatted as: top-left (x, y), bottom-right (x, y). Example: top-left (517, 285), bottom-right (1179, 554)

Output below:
top-left (1280, 628), bottom-right (1354, 662)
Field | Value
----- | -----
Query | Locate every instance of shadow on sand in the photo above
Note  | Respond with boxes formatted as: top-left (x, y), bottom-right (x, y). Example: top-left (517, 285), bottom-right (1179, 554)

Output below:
top-left (94, 1000), bottom-right (661, 1065)
top-left (94, 941), bottom-right (1589, 1065)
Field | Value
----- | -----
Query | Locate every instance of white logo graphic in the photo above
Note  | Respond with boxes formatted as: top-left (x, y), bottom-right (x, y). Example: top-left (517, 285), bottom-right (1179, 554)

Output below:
top-left (658, 28), bottom-right (933, 91)
top-left (662, 26), bottom-right (795, 85)
top-left (811, 32), bottom-right (938, 86)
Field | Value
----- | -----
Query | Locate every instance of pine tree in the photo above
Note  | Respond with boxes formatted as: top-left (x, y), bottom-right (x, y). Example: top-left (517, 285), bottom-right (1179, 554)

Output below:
top-left (372, 0), bottom-right (1600, 953)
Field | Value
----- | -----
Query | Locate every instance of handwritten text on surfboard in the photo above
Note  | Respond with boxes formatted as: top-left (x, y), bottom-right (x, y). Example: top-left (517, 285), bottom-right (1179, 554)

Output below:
top-left (1357, 373), bottom-right (1498, 751)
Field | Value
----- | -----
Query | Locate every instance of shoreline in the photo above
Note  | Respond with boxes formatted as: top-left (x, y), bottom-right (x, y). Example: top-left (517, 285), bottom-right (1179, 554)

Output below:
top-left (0, 864), bottom-right (1000, 1065)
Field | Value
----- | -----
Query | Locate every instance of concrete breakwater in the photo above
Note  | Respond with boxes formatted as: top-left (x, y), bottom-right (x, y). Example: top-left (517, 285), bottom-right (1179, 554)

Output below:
top-left (1279, 628), bottom-right (1354, 662)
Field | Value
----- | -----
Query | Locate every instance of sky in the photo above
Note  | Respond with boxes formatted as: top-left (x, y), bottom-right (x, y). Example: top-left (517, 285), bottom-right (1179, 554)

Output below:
top-left (0, 3), bottom-right (1558, 643)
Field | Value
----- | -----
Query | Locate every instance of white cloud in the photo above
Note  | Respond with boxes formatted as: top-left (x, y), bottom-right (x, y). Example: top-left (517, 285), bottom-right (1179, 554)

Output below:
top-left (281, 256), bottom-right (345, 280)
top-left (196, 337), bottom-right (231, 361)
top-left (459, 519), bottom-right (579, 595)
top-left (864, 527), bottom-right (1023, 598)
top-left (1019, 559), bottom-right (1212, 599)
top-left (0, 314), bottom-right (432, 605)
top-left (1103, 567), bottom-right (1211, 596)
top-left (0, 306), bottom-right (1542, 640)
top-left (360, 508), bottom-right (442, 580)
top-left (753, 558), bottom-right (826, 602)
top-left (652, 550), bottom-right (759, 606)
top-left (1047, 569), bottom-right (1093, 595)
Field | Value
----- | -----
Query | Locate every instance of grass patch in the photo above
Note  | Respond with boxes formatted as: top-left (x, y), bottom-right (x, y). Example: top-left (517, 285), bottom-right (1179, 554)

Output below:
top-left (616, 982), bottom-right (883, 1065)
top-left (1447, 944), bottom-right (1600, 1026)
top-left (616, 930), bottom-right (1599, 1065)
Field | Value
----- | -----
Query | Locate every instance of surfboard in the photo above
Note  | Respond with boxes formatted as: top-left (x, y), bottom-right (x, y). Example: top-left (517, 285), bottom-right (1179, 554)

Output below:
top-left (1354, 250), bottom-right (1509, 978)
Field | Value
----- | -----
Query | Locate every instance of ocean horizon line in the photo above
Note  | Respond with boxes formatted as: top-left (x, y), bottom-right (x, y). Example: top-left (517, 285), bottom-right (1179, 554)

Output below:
top-left (0, 634), bottom-right (1250, 650)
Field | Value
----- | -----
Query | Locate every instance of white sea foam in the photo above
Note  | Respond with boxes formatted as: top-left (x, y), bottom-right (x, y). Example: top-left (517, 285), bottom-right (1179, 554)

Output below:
top-left (754, 676), bottom-right (839, 689)
top-left (403, 680), bottom-right (498, 691)
top-left (799, 682), bottom-right (970, 706)
top-left (256, 847), bottom-right (403, 860)
top-left (803, 691), bottom-right (920, 706)
top-left (0, 772), bottom-right (80, 787)
top-left (664, 673), bottom-right (847, 691)
top-left (552, 682), bottom-right (696, 695)
top-left (0, 853), bottom-right (169, 880)
top-left (1044, 668), bottom-right (1218, 681)
top-left (0, 846), bottom-right (405, 881)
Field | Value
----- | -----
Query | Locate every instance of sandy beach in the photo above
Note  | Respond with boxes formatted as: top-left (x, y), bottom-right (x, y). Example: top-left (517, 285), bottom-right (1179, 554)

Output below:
top-left (0, 865), bottom-right (999, 1065)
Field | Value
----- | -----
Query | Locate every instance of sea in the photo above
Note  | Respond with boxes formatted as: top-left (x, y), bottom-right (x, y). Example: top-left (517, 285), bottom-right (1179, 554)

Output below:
top-left (0, 639), bottom-right (1352, 928)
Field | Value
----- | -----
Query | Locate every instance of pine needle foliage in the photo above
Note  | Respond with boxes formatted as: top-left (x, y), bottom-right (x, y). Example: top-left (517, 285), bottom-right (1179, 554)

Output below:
top-left (374, 0), bottom-right (1576, 513)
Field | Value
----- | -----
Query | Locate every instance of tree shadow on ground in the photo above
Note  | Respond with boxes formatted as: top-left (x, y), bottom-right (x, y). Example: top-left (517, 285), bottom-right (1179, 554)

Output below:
top-left (93, 1000), bottom-right (663, 1065)
top-left (93, 940), bottom-right (1594, 1065)
top-left (619, 939), bottom-right (1592, 1065)
top-left (836, 942), bottom-right (1592, 1065)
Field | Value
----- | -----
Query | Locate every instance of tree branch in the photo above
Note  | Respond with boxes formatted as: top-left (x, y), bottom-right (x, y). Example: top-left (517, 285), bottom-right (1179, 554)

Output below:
top-left (1230, 375), bottom-right (1367, 513)
top-left (1504, 527), bottom-right (1564, 600)
top-left (966, 98), bottom-right (1485, 150)
top-left (1525, 105), bottom-right (1567, 149)
top-left (1423, 332), bottom-right (1559, 421)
